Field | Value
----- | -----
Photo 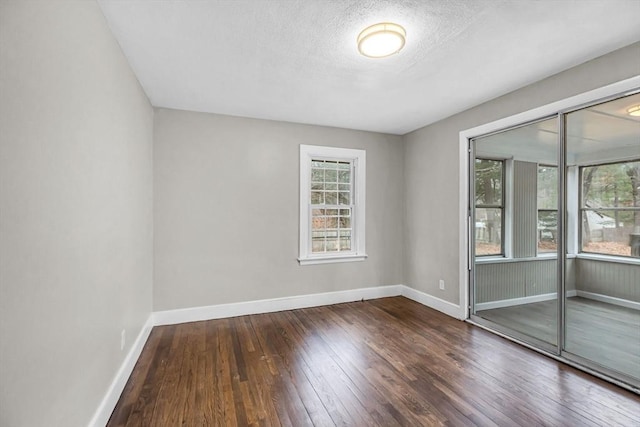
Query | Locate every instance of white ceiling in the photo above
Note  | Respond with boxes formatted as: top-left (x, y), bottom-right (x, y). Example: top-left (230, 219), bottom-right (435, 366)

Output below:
top-left (98, 0), bottom-right (640, 135)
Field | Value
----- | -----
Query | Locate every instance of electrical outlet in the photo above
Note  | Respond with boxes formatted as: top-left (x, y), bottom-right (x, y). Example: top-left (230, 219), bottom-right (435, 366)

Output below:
top-left (121, 329), bottom-right (126, 351)
top-left (439, 279), bottom-right (445, 290)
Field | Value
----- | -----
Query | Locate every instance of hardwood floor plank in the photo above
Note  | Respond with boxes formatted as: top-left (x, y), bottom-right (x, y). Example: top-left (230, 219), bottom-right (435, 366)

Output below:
top-left (302, 306), bottom-right (446, 425)
top-left (149, 324), bottom-right (191, 425)
top-left (252, 314), bottom-right (309, 426)
top-left (267, 311), bottom-right (346, 426)
top-left (283, 309), bottom-right (401, 427)
top-left (328, 303), bottom-right (479, 423)
top-left (107, 297), bottom-right (640, 426)
top-left (248, 314), bottom-right (296, 427)
top-left (131, 326), bottom-right (176, 426)
top-left (218, 319), bottom-right (242, 426)
top-left (294, 327), bottom-right (381, 424)
top-left (294, 306), bottom-right (415, 425)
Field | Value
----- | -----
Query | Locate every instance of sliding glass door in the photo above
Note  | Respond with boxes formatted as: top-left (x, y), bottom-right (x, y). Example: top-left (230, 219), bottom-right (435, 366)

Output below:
top-left (563, 93), bottom-right (640, 385)
top-left (470, 91), bottom-right (640, 389)
top-left (471, 117), bottom-right (560, 352)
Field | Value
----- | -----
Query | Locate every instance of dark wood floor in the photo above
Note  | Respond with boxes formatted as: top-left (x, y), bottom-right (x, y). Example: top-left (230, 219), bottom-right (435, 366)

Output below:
top-left (108, 297), bottom-right (640, 426)
top-left (478, 297), bottom-right (640, 379)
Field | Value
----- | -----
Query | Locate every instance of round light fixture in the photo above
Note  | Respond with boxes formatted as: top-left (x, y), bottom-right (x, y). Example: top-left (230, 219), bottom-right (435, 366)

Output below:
top-left (357, 22), bottom-right (406, 58)
top-left (627, 104), bottom-right (640, 117)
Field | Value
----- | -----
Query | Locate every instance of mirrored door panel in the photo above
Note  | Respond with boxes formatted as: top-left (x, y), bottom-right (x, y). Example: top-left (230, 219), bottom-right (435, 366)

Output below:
top-left (472, 117), bottom-right (559, 348)
top-left (470, 89), bottom-right (640, 389)
top-left (564, 93), bottom-right (640, 383)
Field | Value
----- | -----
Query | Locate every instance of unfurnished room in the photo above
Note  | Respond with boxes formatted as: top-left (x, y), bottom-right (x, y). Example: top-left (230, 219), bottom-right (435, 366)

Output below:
top-left (1, 1), bottom-right (640, 426)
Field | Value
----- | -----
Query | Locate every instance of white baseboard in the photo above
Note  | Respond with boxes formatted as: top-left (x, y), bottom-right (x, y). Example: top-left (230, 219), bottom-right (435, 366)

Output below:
top-left (152, 284), bottom-right (470, 327)
top-left (576, 290), bottom-right (640, 311)
top-left (89, 316), bottom-right (153, 427)
top-left (153, 285), bottom-right (404, 326)
top-left (400, 286), bottom-right (465, 320)
top-left (476, 290), bottom-right (578, 311)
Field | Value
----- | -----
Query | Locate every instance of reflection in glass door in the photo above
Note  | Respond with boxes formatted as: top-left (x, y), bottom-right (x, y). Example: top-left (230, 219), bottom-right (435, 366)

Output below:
top-left (563, 93), bottom-right (640, 385)
top-left (471, 117), bottom-right (560, 351)
top-left (469, 90), bottom-right (640, 390)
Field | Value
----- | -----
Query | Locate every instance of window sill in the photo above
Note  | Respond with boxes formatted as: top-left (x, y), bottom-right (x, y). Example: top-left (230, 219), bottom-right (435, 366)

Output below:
top-left (536, 252), bottom-right (558, 258)
top-left (475, 255), bottom-right (570, 264)
top-left (475, 256), bottom-right (505, 264)
top-left (576, 253), bottom-right (640, 266)
top-left (298, 254), bottom-right (368, 266)
top-left (474, 253), bottom-right (640, 265)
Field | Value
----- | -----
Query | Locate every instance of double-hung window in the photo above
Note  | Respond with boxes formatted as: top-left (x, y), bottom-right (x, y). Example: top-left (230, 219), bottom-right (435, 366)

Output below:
top-left (299, 145), bottom-right (366, 265)
top-left (580, 160), bottom-right (640, 258)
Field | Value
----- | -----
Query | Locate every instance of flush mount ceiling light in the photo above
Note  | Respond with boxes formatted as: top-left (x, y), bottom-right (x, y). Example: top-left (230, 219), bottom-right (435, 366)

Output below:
top-left (357, 22), bottom-right (406, 58)
top-left (627, 104), bottom-right (640, 117)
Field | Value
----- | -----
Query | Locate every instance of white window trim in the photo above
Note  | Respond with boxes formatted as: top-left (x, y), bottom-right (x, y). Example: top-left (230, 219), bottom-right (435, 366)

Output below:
top-left (298, 144), bottom-right (367, 265)
top-left (576, 252), bottom-right (640, 266)
top-left (504, 158), bottom-right (514, 258)
top-left (566, 166), bottom-right (580, 255)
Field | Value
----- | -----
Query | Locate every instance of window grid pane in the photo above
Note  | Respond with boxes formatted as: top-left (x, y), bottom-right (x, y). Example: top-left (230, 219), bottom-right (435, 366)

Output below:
top-left (538, 165), bottom-right (557, 209)
top-left (475, 208), bottom-right (502, 256)
top-left (310, 159), bottom-right (353, 254)
top-left (475, 159), bottom-right (503, 207)
top-left (538, 210), bottom-right (558, 253)
top-left (581, 209), bottom-right (638, 257)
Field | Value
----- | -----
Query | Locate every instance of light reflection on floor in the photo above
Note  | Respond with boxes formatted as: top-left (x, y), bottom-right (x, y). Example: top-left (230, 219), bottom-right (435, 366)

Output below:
top-left (477, 297), bottom-right (640, 380)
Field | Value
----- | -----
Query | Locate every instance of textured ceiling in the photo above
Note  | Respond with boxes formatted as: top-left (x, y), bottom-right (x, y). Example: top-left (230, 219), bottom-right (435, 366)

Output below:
top-left (98, 0), bottom-right (640, 135)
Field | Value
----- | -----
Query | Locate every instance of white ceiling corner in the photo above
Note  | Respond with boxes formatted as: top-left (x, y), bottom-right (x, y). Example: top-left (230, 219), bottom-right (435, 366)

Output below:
top-left (97, 0), bottom-right (640, 135)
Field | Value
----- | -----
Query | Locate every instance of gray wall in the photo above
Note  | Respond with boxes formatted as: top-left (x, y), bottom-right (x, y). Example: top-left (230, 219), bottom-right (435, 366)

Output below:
top-left (0, 2), bottom-right (153, 426)
top-left (153, 108), bottom-right (404, 311)
top-left (404, 42), bottom-right (640, 305)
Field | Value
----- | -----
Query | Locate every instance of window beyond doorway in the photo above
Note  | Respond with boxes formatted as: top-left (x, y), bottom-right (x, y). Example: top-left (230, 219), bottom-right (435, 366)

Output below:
top-left (580, 160), bottom-right (640, 257)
